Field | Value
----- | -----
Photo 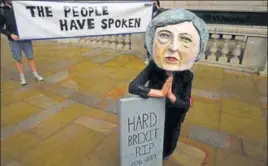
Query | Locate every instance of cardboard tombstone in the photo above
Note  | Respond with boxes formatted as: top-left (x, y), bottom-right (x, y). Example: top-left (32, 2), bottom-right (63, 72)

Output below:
top-left (119, 96), bottom-right (165, 166)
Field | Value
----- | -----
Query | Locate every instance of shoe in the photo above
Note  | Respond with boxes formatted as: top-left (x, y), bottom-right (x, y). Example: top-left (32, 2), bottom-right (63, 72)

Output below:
top-left (20, 78), bottom-right (27, 86)
top-left (144, 59), bottom-right (149, 64)
top-left (34, 74), bottom-right (44, 81)
top-left (163, 156), bottom-right (169, 160)
top-left (163, 151), bottom-right (173, 160)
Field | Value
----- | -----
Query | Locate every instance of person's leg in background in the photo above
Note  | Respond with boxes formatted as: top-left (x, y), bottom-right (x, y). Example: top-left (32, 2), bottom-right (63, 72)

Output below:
top-left (8, 40), bottom-right (27, 85)
top-left (144, 44), bottom-right (150, 64)
top-left (21, 40), bottom-right (44, 81)
top-left (145, 51), bottom-right (150, 64)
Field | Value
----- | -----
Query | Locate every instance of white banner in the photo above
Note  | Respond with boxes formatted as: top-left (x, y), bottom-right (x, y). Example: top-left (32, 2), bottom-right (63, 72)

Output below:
top-left (12, 1), bottom-right (153, 40)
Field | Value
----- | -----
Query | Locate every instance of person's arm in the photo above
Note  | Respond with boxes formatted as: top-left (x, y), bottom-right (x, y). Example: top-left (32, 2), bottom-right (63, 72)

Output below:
top-left (129, 61), bottom-right (169, 98)
top-left (156, 0), bottom-right (160, 8)
top-left (153, 0), bottom-right (160, 9)
top-left (0, 10), bottom-right (19, 41)
top-left (167, 73), bottom-right (193, 111)
top-left (0, 14), bottom-right (11, 37)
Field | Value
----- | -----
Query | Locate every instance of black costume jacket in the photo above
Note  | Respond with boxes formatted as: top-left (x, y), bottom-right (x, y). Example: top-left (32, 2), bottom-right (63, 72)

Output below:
top-left (128, 60), bottom-right (193, 122)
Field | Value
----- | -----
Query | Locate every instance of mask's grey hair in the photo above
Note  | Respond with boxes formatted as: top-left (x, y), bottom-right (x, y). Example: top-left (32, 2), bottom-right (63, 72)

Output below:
top-left (145, 8), bottom-right (209, 62)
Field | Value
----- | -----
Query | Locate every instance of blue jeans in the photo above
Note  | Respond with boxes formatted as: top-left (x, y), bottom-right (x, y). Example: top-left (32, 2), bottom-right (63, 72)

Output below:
top-left (8, 40), bottom-right (33, 61)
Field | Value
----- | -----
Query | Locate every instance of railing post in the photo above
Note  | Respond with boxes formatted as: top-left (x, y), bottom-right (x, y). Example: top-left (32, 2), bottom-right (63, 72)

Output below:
top-left (130, 34), bottom-right (146, 60)
top-left (259, 61), bottom-right (267, 76)
top-left (207, 33), bottom-right (219, 62)
top-left (242, 36), bottom-right (267, 72)
top-left (230, 35), bottom-right (245, 64)
top-left (219, 34), bottom-right (232, 63)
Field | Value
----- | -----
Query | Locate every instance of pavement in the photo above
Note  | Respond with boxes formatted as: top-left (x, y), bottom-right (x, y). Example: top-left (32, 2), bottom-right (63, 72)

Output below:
top-left (1, 37), bottom-right (267, 166)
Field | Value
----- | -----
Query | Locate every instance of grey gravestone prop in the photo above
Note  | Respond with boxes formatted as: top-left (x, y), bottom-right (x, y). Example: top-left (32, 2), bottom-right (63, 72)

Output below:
top-left (119, 96), bottom-right (165, 166)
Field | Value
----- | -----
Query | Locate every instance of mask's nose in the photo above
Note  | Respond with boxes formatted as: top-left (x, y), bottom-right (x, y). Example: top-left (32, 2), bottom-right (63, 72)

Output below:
top-left (168, 38), bottom-right (179, 52)
top-left (167, 38), bottom-right (180, 62)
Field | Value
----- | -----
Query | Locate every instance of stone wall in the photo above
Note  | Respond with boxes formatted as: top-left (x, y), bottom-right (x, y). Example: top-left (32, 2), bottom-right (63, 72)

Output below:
top-left (47, 1), bottom-right (268, 75)
top-left (161, 1), bottom-right (267, 12)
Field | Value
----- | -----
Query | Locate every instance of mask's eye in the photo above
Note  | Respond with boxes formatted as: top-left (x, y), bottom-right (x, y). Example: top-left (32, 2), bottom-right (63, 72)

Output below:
top-left (180, 36), bottom-right (192, 43)
top-left (158, 31), bottom-right (171, 44)
top-left (159, 33), bottom-right (170, 39)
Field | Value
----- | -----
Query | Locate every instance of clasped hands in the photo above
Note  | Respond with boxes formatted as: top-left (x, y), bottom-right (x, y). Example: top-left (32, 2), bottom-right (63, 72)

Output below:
top-left (159, 76), bottom-right (176, 103)
top-left (159, 74), bottom-right (193, 106)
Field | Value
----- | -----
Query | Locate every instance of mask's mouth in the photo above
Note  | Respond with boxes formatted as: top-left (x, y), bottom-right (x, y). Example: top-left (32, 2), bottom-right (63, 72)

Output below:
top-left (164, 56), bottom-right (179, 64)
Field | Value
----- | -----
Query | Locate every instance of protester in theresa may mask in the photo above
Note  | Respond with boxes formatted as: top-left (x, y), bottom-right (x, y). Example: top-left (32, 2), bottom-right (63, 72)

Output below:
top-left (129, 8), bottom-right (209, 159)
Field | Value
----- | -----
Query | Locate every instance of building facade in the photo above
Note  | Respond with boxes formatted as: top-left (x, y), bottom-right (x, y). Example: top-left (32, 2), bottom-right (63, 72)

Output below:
top-left (55, 1), bottom-right (267, 76)
top-left (1, 1), bottom-right (267, 75)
